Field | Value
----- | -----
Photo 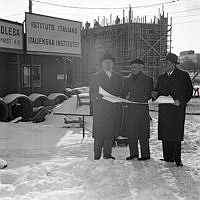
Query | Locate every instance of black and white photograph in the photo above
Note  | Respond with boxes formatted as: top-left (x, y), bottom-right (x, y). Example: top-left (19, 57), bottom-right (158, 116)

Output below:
top-left (0, 0), bottom-right (200, 199)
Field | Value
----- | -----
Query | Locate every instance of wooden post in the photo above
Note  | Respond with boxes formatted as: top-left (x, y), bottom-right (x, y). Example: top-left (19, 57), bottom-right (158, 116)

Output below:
top-left (17, 54), bottom-right (21, 93)
top-left (62, 57), bottom-right (67, 89)
top-left (30, 54), bottom-right (33, 93)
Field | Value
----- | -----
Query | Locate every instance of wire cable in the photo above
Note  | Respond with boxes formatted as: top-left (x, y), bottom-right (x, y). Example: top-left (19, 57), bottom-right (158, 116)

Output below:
top-left (32, 0), bottom-right (180, 10)
top-left (173, 13), bottom-right (200, 18)
top-left (174, 18), bottom-right (200, 24)
top-left (168, 7), bottom-right (200, 14)
top-left (1, 12), bottom-right (24, 18)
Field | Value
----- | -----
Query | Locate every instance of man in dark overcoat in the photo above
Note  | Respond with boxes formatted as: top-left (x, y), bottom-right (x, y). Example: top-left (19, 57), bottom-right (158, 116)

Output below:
top-left (89, 53), bottom-right (123, 160)
top-left (123, 59), bottom-right (153, 161)
top-left (152, 52), bottom-right (193, 167)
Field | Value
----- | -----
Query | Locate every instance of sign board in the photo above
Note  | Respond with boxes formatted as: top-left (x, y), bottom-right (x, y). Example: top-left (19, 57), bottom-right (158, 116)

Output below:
top-left (25, 13), bottom-right (81, 56)
top-left (57, 74), bottom-right (65, 80)
top-left (0, 19), bottom-right (23, 50)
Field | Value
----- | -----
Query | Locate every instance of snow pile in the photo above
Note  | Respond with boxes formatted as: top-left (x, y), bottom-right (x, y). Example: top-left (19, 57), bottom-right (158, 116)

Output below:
top-left (0, 97), bottom-right (200, 200)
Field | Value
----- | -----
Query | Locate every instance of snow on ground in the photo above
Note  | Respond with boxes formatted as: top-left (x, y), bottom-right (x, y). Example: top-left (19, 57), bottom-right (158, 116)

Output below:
top-left (0, 96), bottom-right (200, 200)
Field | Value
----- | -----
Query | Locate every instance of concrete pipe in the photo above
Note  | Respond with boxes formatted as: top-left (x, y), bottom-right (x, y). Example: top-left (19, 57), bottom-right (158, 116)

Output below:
top-left (3, 94), bottom-right (33, 122)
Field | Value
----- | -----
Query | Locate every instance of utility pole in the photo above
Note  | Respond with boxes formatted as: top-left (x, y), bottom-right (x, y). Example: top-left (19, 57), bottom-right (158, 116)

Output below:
top-left (29, 0), bottom-right (32, 13)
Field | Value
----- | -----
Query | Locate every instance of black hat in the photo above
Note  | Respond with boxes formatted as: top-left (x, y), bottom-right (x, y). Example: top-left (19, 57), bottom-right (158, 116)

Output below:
top-left (161, 52), bottom-right (179, 64)
top-left (100, 53), bottom-right (115, 62)
top-left (130, 59), bottom-right (144, 65)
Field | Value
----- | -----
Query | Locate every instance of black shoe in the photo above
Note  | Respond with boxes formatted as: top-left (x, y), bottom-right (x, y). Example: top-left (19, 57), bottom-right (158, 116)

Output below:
top-left (103, 155), bottom-right (116, 160)
top-left (137, 157), bottom-right (150, 161)
top-left (94, 157), bottom-right (101, 160)
top-left (176, 162), bottom-right (183, 167)
top-left (126, 155), bottom-right (139, 160)
top-left (160, 158), bottom-right (174, 163)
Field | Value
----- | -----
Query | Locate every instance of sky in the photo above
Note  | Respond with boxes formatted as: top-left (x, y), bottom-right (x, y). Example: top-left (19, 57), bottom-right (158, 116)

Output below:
top-left (1, 0), bottom-right (200, 55)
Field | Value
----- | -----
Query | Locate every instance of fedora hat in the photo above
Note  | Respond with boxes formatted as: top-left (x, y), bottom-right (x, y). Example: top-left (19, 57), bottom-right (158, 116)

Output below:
top-left (161, 53), bottom-right (179, 64)
top-left (100, 53), bottom-right (115, 63)
top-left (130, 58), bottom-right (144, 65)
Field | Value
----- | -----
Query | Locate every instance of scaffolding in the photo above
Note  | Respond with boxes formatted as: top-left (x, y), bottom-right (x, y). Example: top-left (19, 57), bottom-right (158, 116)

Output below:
top-left (79, 9), bottom-right (172, 85)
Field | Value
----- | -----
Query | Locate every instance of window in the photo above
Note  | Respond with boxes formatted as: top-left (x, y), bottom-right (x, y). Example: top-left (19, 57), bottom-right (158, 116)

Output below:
top-left (22, 65), bottom-right (41, 88)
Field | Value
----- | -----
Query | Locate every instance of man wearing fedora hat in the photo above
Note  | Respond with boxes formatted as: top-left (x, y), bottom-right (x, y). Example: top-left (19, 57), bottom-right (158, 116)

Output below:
top-left (122, 58), bottom-right (153, 161)
top-left (89, 53), bottom-right (123, 160)
top-left (152, 52), bottom-right (193, 167)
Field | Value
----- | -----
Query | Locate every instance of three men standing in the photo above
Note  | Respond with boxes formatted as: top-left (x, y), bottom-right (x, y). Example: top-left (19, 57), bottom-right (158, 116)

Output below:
top-left (90, 52), bottom-right (193, 167)
top-left (152, 53), bottom-right (193, 166)
top-left (89, 53), bottom-right (123, 160)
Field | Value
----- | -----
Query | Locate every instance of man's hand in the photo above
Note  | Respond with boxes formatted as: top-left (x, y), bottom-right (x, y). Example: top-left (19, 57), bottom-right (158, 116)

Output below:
top-left (174, 100), bottom-right (181, 106)
top-left (97, 93), bottom-right (103, 99)
top-left (92, 94), bottom-right (103, 104)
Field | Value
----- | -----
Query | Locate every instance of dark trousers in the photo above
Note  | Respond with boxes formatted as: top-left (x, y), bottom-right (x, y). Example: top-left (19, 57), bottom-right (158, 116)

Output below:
top-left (162, 141), bottom-right (182, 163)
top-left (128, 137), bottom-right (150, 158)
top-left (94, 138), bottom-right (113, 159)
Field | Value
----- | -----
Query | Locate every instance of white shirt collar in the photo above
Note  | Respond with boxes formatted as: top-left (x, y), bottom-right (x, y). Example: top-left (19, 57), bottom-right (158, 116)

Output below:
top-left (167, 69), bottom-right (174, 76)
top-left (104, 70), bottom-right (112, 78)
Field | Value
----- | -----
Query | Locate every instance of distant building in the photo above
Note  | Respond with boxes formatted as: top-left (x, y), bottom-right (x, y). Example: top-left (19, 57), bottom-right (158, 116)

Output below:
top-left (179, 50), bottom-right (200, 83)
top-left (179, 50), bottom-right (200, 71)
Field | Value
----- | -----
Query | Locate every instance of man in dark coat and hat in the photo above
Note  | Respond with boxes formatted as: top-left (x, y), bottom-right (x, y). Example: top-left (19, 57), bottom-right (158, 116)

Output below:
top-left (123, 59), bottom-right (153, 161)
top-left (89, 53), bottom-right (123, 160)
top-left (152, 52), bottom-right (193, 167)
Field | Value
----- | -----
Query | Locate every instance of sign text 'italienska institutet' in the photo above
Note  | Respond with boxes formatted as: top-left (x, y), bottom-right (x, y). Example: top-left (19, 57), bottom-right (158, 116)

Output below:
top-left (0, 19), bottom-right (23, 50)
top-left (25, 13), bottom-right (81, 55)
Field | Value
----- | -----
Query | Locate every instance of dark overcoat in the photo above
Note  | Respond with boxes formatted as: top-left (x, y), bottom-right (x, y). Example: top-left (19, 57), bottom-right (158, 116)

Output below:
top-left (122, 72), bottom-right (153, 139)
top-left (89, 70), bottom-right (123, 139)
top-left (154, 67), bottom-right (193, 141)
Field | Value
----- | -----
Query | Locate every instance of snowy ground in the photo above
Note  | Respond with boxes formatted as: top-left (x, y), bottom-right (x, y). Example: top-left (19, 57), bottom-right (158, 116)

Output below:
top-left (0, 96), bottom-right (200, 200)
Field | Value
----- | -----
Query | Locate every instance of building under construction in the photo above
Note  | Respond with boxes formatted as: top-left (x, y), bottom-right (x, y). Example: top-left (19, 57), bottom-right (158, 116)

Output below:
top-left (79, 8), bottom-right (172, 85)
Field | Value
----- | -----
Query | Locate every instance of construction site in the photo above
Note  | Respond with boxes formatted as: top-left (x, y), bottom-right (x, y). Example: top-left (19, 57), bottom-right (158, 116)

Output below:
top-left (79, 7), bottom-right (172, 85)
